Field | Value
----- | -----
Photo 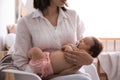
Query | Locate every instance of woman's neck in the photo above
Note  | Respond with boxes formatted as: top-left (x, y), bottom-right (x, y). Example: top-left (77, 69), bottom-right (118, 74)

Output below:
top-left (42, 6), bottom-right (59, 26)
top-left (43, 6), bottom-right (59, 17)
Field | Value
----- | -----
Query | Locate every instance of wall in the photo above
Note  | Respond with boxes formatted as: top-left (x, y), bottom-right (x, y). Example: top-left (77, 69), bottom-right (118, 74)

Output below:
top-left (68, 0), bottom-right (120, 37)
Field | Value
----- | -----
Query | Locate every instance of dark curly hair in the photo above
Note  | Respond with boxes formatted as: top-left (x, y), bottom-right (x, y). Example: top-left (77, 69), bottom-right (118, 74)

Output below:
top-left (33, 0), bottom-right (67, 11)
top-left (89, 37), bottom-right (103, 58)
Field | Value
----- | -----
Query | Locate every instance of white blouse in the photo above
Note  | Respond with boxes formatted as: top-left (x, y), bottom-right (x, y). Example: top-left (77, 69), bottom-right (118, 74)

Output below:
top-left (11, 8), bottom-right (85, 72)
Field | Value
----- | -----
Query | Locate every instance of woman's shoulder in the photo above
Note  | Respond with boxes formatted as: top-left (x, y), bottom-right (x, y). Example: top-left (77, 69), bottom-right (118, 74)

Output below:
top-left (18, 10), bottom-right (39, 24)
top-left (22, 12), bottom-right (35, 21)
top-left (65, 8), bottom-right (78, 17)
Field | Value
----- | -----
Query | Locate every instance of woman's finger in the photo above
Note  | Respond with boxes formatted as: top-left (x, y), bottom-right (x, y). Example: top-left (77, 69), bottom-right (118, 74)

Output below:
top-left (64, 52), bottom-right (78, 65)
top-left (64, 50), bottom-right (93, 66)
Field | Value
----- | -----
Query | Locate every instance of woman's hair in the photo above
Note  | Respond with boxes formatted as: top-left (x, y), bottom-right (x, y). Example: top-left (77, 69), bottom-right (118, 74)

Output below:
top-left (33, 0), bottom-right (67, 11)
top-left (89, 37), bottom-right (103, 58)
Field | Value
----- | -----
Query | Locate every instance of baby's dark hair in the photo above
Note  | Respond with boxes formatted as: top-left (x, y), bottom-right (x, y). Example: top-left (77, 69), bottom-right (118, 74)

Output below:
top-left (33, 0), bottom-right (67, 11)
top-left (89, 37), bottom-right (103, 58)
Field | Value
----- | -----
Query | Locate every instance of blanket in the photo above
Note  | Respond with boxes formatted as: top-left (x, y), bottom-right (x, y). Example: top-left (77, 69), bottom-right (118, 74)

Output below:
top-left (0, 54), bottom-right (19, 80)
top-left (98, 52), bottom-right (120, 80)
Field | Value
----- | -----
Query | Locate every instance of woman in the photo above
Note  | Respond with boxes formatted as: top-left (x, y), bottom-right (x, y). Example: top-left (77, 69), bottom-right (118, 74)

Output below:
top-left (11, 0), bottom-right (93, 80)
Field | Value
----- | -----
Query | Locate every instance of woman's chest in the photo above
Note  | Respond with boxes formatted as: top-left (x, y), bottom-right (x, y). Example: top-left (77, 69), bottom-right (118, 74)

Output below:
top-left (28, 19), bottom-right (77, 49)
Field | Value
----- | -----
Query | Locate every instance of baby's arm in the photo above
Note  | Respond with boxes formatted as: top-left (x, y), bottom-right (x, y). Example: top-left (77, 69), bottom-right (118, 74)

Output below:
top-left (28, 47), bottom-right (45, 61)
top-left (62, 44), bottom-right (79, 52)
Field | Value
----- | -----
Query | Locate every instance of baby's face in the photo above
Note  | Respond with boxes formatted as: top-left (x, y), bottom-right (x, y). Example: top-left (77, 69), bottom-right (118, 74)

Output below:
top-left (77, 37), bottom-right (94, 51)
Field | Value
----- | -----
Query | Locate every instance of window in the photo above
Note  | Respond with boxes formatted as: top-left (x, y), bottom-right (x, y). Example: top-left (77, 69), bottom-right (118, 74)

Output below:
top-left (68, 0), bottom-right (120, 38)
top-left (0, 0), bottom-right (15, 35)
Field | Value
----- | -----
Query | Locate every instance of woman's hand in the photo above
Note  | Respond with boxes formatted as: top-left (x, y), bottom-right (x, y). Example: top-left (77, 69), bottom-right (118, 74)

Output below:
top-left (64, 50), bottom-right (93, 66)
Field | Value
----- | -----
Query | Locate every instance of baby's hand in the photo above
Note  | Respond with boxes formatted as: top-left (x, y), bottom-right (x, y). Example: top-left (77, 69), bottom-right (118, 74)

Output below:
top-left (61, 45), bottom-right (73, 51)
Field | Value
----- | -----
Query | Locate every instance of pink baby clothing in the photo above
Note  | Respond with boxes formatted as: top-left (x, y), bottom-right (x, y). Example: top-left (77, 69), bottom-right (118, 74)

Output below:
top-left (29, 52), bottom-right (54, 77)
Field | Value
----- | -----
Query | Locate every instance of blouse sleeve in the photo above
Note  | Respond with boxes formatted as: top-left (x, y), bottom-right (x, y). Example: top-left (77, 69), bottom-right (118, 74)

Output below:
top-left (11, 17), bottom-right (33, 72)
top-left (76, 14), bottom-right (85, 41)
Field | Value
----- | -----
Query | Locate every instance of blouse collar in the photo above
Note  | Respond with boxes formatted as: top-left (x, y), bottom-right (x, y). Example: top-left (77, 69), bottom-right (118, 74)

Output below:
top-left (32, 8), bottom-right (68, 19)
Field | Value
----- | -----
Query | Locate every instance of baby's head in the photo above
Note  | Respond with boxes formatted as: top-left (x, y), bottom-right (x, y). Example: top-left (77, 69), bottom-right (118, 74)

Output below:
top-left (77, 37), bottom-right (103, 58)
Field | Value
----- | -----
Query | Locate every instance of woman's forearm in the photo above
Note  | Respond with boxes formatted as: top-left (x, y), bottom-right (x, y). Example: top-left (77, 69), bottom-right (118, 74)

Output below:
top-left (42, 73), bottom-right (62, 80)
top-left (43, 66), bottom-right (80, 80)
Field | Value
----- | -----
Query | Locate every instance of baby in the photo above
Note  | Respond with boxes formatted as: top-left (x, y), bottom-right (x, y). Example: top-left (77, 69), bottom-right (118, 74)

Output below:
top-left (28, 36), bottom-right (103, 78)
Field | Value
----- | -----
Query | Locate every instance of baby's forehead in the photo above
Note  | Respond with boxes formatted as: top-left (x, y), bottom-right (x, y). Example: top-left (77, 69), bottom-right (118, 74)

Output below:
top-left (83, 37), bottom-right (95, 45)
top-left (82, 37), bottom-right (92, 41)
